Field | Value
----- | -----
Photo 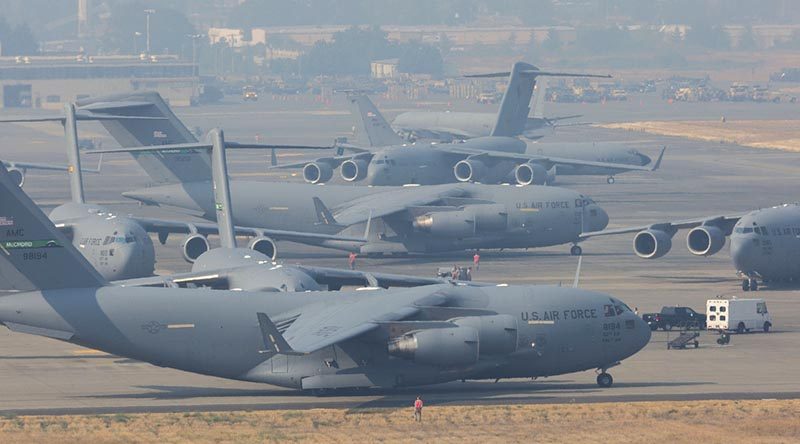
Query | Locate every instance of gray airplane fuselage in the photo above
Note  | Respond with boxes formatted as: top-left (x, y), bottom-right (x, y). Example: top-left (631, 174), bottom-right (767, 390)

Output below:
top-left (729, 205), bottom-right (800, 281)
top-left (362, 141), bottom-right (650, 186)
top-left (46, 202), bottom-right (155, 280)
top-left (124, 182), bottom-right (608, 254)
top-left (0, 284), bottom-right (650, 390)
top-left (393, 112), bottom-right (549, 140)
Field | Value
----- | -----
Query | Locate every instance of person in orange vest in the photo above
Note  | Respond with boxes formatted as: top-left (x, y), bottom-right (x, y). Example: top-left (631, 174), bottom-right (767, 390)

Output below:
top-left (414, 396), bottom-right (424, 422)
top-left (348, 252), bottom-right (357, 270)
top-left (473, 251), bottom-right (481, 270)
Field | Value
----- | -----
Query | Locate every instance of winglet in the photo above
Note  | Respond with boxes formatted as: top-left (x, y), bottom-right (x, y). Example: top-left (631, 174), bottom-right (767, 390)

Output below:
top-left (256, 312), bottom-right (303, 355)
top-left (313, 197), bottom-right (339, 226)
top-left (650, 146), bottom-right (666, 171)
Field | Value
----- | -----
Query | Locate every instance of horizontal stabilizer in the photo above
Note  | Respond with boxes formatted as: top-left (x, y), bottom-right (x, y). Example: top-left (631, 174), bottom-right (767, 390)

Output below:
top-left (257, 312), bottom-right (303, 355)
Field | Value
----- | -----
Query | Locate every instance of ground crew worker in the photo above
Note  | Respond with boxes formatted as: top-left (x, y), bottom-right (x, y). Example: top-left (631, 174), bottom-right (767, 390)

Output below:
top-left (473, 251), bottom-right (480, 270)
top-left (466, 267), bottom-right (472, 281)
top-left (451, 265), bottom-right (459, 280)
top-left (414, 396), bottom-right (423, 422)
top-left (348, 252), bottom-right (357, 270)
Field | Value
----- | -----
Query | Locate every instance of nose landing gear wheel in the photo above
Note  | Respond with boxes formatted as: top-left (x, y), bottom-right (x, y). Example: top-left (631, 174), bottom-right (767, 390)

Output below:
top-left (570, 245), bottom-right (582, 256)
top-left (606, 176), bottom-right (615, 184)
top-left (596, 372), bottom-right (613, 388)
top-left (749, 279), bottom-right (758, 291)
top-left (742, 278), bottom-right (750, 291)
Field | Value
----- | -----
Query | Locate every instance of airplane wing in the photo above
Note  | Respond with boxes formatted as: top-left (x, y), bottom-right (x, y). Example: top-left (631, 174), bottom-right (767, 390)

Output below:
top-left (444, 145), bottom-right (666, 174)
top-left (579, 215), bottom-right (743, 240)
top-left (260, 284), bottom-right (454, 354)
top-left (328, 184), bottom-right (471, 226)
top-left (114, 265), bottom-right (456, 290)
top-left (130, 217), bottom-right (366, 244)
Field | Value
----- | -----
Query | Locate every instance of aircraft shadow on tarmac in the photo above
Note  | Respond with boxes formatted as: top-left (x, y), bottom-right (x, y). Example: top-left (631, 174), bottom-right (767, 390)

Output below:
top-left (75, 380), bottom-right (709, 404)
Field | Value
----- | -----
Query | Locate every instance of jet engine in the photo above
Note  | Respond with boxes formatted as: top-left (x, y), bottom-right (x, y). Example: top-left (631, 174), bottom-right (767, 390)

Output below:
top-left (302, 162), bottom-right (333, 184)
top-left (452, 315), bottom-right (518, 356)
top-left (340, 159), bottom-right (368, 182)
top-left (182, 234), bottom-right (209, 263)
top-left (248, 236), bottom-right (277, 260)
top-left (387, 326), bottom-right (479, 367)
top-left (633, 229), bottom-right (673, 259)
top-left (7, 168), bottom-right (24, 187)
top-left (514, 162), bottom-right (548, 185)
top-left (686, 226), bottom-right (726, 257)
top-left (453, 159), bottom-right (487, 183)
top-left (412, 204), bottom-right (507, 238)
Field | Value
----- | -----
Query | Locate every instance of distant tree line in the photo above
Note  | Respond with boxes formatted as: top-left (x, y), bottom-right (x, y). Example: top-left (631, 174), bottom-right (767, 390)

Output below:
top-left (283, 27), bottom-right (443, 77)
top-left (0, 17), bottom-right (38, 56)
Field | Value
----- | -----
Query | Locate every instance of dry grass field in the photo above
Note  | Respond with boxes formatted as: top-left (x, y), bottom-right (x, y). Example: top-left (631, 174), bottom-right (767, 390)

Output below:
top-left (1, 400), bottom-right (799, 444)
top-left (600, 120), bottom-right (800, 152)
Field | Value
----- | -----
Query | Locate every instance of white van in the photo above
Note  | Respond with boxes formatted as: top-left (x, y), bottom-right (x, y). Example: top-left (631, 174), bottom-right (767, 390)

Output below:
top-left (706, 298), bottom-right (772, 333)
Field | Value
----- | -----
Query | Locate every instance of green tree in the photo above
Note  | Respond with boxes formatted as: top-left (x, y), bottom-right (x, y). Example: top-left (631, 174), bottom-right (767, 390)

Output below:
top-left (0, 18), bottom-right (38, 56)
top-left (103, 1), bottom-right (196, 55)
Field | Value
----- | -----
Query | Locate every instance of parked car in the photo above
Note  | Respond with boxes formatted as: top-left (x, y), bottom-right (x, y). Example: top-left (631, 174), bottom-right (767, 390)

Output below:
top-left (642, 306), bottom-right (706, 331)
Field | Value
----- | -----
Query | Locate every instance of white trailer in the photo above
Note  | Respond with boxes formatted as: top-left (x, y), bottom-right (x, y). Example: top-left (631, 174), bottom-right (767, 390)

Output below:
top-left (706, 298), bottom-right (772, 333)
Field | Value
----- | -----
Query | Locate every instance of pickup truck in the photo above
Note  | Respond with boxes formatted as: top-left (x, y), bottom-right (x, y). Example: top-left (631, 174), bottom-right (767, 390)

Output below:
top-left (641, 306), bottom-right (706, 331)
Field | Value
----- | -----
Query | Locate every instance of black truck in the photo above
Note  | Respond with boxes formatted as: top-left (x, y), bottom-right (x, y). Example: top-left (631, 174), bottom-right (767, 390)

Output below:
top-left (642, 306), bottom-right (706, 331)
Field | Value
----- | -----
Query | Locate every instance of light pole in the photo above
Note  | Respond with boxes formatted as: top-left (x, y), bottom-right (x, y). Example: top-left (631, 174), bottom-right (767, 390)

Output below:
top-left (144, 9), bottom-right (156, 54)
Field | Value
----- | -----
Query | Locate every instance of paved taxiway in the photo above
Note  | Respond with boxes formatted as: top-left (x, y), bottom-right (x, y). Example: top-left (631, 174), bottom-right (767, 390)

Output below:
top-left (1, 93), bottom-right (800, 414)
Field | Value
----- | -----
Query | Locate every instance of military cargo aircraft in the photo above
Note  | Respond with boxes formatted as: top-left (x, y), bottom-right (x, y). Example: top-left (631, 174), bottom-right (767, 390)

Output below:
top-left (0, 162), bottom-right (650, 392)
top-left (391, 62), bottom-right (606, 141)
top-left (581, 204), bottom-right (800, 291)
top-left (120, 128), bottom-right (453, 292)
top-left (278, 93), bottom-right (664, 186)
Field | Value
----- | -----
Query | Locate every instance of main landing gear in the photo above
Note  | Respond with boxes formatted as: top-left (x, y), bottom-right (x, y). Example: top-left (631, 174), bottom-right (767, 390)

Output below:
top-left (742, 278), bottom-right (758, 292)
top-left (570, 244), bottom-right (583, 256)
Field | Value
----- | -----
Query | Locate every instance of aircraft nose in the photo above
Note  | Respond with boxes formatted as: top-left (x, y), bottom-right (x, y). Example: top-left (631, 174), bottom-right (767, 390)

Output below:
top-left (633, 314), bottom-right (652, 352)
top-left (585, 204), bottom-right (609, 232)
top-left (730, 236), bottom-right (758, 274)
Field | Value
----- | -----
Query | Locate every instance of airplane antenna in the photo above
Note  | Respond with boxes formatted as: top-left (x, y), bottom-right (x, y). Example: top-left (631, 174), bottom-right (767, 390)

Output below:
top-left (572, 255), bottom-right (583, 288)
top-left (63, 103), bottom-right (85, 204)
top-left (209, 128), bottom-right (237, 249)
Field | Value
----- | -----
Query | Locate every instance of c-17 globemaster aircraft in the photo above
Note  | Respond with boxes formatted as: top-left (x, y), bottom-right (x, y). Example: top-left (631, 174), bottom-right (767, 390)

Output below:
top-left (0, 162), bottom-right (650, 392)
top-left (391, 62), bottom-right (607, 141)
top-left (281, 92), bottom-right (664, 186)
top-left (581, 204), bottom-right (800, 292)
top-left (121, 128), bottom-right (458, 293)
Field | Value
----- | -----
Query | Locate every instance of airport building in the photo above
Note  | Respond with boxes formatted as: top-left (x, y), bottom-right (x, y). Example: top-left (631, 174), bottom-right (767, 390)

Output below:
top-left (0, 55), bottom-right (199, 108)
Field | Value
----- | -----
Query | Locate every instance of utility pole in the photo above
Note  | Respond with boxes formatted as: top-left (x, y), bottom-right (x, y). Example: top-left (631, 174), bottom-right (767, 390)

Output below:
top-left (144, 9), bottom-right (156, 54)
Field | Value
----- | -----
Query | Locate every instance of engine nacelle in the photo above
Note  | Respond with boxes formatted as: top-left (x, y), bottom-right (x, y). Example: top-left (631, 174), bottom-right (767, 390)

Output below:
top-left (387, 326), bottom-right (479, 367)
top-left (302, 162), bottom-right (333, 184)
top-left (248, 236), bottom-right (277, 260)
top-left (633, 229), bottom-right (673, 259)
top-left (182, 234), bottom-right (209, 263)
top-left (453, 159), bottom-right (487, 183)
top-left (514, 162), bottom-right (548, 185)
top-left (413, 204), bottom-right (507, 238)
top-left (7, 168), bottom-right (24, 187)
top-left (452, 314), bottom-right (518, 356)
top-left (340, 159), bottom-right (368, 182)
top-left (686, 226), bottom-right (726, 257)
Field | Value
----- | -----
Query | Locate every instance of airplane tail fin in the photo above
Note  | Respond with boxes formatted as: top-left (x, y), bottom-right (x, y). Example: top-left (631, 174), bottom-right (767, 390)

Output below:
top-left (0, 163), bottom-right (108, 291)
top-left (346, 93), bottom-right (405, 147)
top-left (75, 92), bottom-right (211, 184)
top-left (490, 62), bottom-right (538, 137)
top-left (531, 77), bottom-right (547, 120)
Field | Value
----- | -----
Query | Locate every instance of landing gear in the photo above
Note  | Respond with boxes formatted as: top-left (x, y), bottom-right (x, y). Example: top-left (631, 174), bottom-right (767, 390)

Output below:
top-left (596, 372), bottom-right (613, 388)
top-left (742, 278), bottom-right (758, 292)
top-left (606, 176), bottom-right (616, 184)
top-left (570, 245), bottom-right (583, 256)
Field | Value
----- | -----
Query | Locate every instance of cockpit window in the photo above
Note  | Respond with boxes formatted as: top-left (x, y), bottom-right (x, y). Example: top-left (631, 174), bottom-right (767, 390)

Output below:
top-left (603, 304), bottom-right (615, 317)
top-left (743, 227), bottom-right (753, 233)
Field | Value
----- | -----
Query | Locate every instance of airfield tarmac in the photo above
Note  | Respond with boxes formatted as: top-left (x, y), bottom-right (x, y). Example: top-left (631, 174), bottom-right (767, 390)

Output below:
top-left (1, 92), bottom-right (800, 414)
